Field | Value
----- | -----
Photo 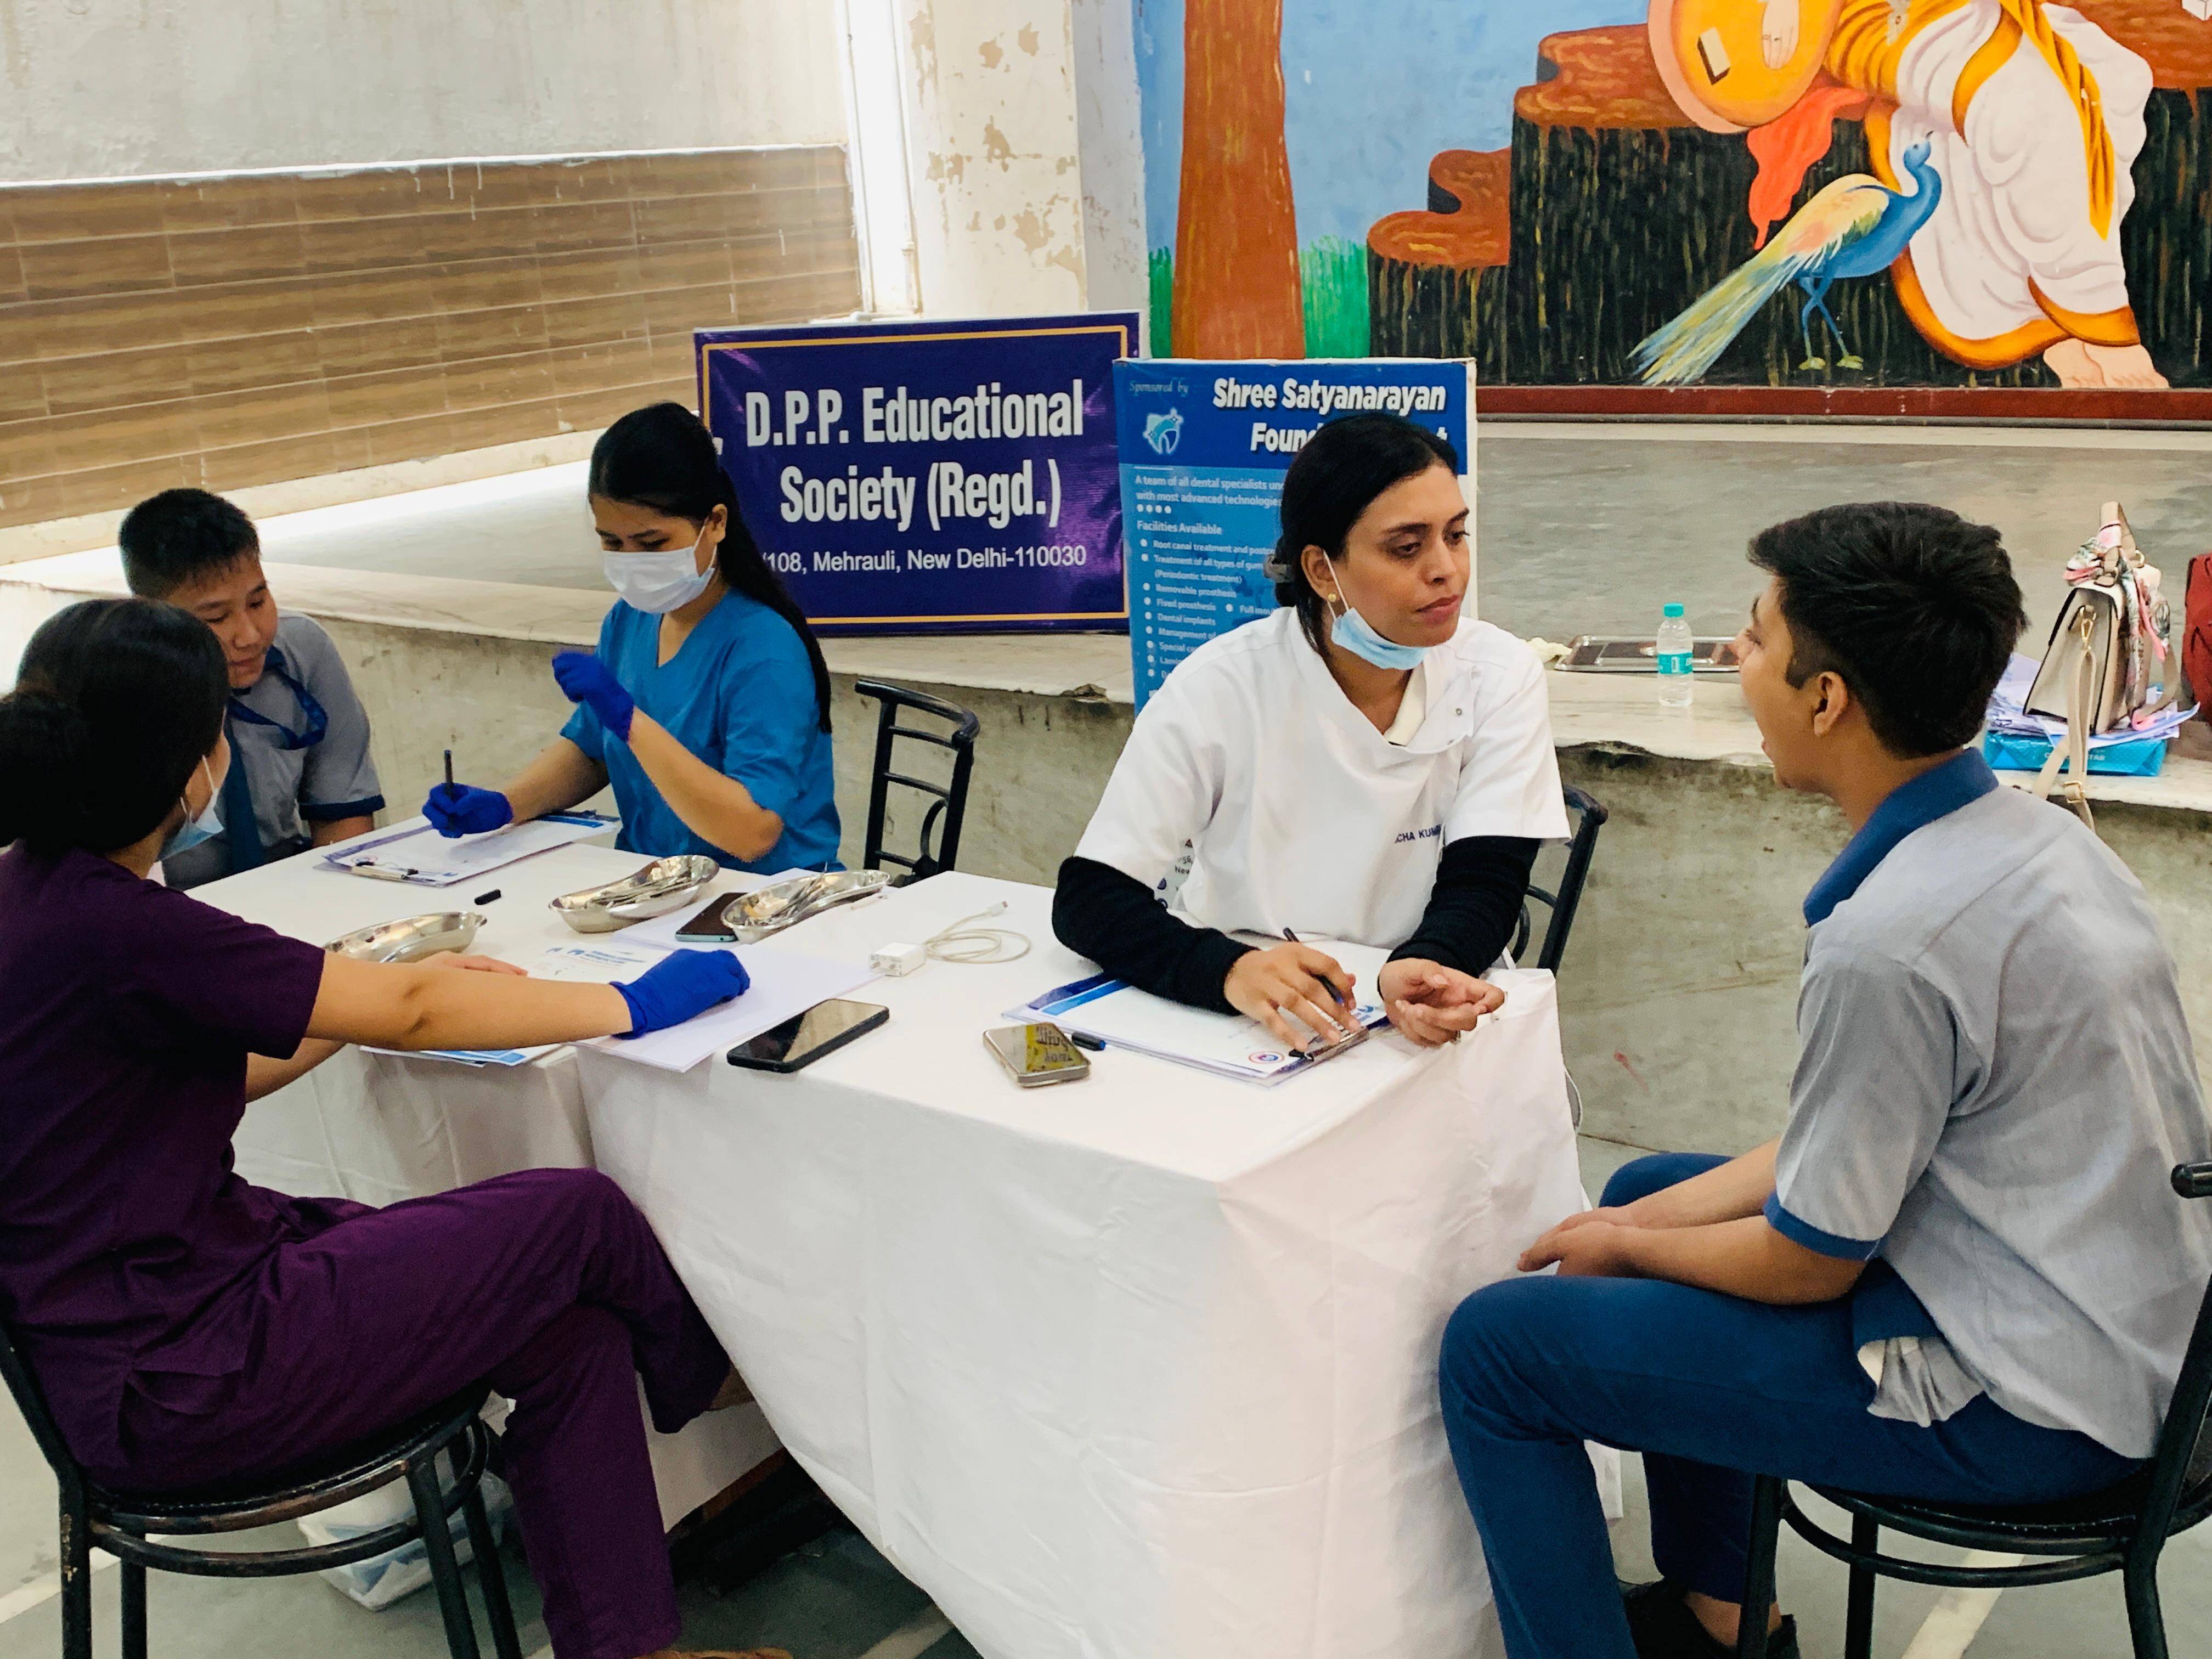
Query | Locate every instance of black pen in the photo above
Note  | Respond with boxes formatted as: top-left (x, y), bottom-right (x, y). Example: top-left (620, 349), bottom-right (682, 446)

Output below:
top-left (1282, 926), bottom-right (1354, 1048)
top-left (444, 748), bottom-right (455, 791)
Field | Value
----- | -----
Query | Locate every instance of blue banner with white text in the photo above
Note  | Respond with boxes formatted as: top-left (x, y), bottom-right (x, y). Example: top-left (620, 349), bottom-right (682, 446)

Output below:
top-left (1114, 359), bottom-right (1474, 706)
top-left (697, 314), bottom-right (1137, 634)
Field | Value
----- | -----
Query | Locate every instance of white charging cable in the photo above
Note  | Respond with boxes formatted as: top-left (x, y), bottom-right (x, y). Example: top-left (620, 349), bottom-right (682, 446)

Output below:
top-left (923, 901), bottom-right (1032, 964)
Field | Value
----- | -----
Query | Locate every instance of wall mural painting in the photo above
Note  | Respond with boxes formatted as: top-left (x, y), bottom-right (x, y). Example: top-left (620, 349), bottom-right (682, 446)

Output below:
top-left (1136, 0), bottom-right (2212, 405)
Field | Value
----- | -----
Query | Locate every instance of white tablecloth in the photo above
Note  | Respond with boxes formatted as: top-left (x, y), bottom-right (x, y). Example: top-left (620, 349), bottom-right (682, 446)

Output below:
top-left (196, 843), bottom-right (782, 1527)
top-left (575, 871), bottom-right (1600, 1659)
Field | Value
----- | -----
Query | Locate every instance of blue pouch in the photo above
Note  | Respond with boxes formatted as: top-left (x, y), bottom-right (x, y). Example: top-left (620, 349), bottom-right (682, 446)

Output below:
top-left (1983, 731), bottom-right (2168, 777)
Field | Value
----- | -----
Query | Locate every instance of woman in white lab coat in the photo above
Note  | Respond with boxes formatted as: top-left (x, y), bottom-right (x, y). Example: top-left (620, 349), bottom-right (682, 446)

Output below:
top-left (1053, 413), bottom-right (1566, 1053)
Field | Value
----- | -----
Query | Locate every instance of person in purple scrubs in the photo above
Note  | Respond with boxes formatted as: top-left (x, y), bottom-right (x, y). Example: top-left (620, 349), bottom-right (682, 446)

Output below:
top-left (0, 599), bottom-right (788, 1659)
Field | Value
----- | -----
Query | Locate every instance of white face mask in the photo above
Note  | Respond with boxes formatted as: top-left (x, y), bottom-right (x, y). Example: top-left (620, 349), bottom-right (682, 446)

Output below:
top-left (603, 527), bottom-right (714, 615)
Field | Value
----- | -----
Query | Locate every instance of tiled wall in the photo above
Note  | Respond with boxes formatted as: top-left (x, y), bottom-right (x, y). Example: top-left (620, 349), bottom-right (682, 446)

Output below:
top-left (0, 148), bottom-right (861, 530)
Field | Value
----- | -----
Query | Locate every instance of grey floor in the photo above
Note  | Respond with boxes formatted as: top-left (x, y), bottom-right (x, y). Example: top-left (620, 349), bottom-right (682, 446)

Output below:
top-left (246, 424), bottom-right (2212, 656)
top-left (3, 1136), bottom-right (2203, 1659)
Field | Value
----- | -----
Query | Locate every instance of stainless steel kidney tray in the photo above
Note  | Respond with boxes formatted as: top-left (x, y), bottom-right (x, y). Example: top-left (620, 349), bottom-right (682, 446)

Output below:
top-left (713, 868), bottom-right (893, 944)
top-left (549, 855), bottom-right (721, 933)
top-left (325, 912), bottom-right (488, 963)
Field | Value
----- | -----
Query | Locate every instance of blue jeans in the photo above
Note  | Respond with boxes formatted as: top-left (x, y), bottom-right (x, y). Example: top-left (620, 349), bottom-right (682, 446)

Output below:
top-left (1437, 1153), bottom-right (2140, 1659)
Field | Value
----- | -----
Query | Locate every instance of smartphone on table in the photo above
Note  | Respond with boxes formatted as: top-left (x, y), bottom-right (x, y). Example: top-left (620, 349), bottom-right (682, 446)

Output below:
top-left (727, 999), bottom-right (889, 1073)
top-left (983, 1022), bottom-right (1092, 1088)
top-left (676, 894), bottom-right (740, 944)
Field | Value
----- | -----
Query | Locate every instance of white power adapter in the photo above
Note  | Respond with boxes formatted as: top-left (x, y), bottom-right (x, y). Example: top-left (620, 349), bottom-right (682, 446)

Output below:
top-left (871, 940), bottom-right (927, 977)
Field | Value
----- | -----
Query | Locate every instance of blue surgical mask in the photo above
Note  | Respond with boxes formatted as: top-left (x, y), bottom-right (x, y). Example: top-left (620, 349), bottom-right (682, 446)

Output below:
top-left (160, 759), bottom-right (224, 860)
top-left (1327, 580), bottom-right (1432, 672)
top-left (605, 528), bottom-right (714, 615)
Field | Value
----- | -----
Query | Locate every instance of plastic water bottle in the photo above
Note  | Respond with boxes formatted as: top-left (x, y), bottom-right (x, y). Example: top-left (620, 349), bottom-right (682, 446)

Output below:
top-left (1656, 603), bottom-right (1694, 708)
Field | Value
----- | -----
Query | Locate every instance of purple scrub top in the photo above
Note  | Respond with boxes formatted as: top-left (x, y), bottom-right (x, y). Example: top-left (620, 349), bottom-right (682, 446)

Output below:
top-left (0, 845), bottom-right (326, 1466)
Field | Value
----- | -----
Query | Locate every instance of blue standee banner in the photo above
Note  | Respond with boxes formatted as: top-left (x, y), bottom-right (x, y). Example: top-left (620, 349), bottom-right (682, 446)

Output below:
top-left (1114, 359), bottom-right (1476, 706)
top-left (696, 313), bottom-right (1137, 634)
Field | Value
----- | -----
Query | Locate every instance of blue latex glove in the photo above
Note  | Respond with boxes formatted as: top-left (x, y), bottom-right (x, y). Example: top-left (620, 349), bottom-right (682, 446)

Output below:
top-left (552, 651), bottom-right (636, 742)
top-left (612, 949), bottom-right (752, 1039)
top-left (424, 782), bottom-right (514, 838)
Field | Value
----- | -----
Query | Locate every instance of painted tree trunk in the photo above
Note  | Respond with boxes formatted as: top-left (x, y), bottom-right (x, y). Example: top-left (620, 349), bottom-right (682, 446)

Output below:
top-left (1499, 14), bottom-right (2211, 387)
top-left (2123, 88), bottom-right (2212, 390)
top-left (1173, 0), bottom-right (1304, 359)
top-left (1368, 149), bottom-right (1509, 379)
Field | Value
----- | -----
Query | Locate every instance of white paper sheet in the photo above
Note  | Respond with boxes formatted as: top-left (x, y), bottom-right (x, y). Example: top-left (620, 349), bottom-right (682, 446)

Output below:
top-left (1987, 651), bottom-right (2198, 748)
top-left (360, 1045), bottom-right (554, 1068)
top-left (322, 812), bottom-right (618, 885)
top-left (529, 939), bottom-right (881, 1073)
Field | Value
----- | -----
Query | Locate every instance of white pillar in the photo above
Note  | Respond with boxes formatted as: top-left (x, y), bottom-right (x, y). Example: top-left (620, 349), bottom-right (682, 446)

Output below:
top-left (873, 0), bottom-right (1143, 322)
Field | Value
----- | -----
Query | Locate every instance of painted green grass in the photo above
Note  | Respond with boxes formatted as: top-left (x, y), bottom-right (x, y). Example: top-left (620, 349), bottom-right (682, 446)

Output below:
top-left (1148, 247), bottom-right (1174, 358)
top-left (1301, 236), bottom-right (1369, 359)
top-left (1147, 240), bottom-right (1369, 359)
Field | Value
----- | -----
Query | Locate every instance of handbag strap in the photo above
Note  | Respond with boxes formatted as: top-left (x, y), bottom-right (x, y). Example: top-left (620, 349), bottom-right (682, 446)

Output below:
top-left (2033, 606), bottom-right (2098, 833)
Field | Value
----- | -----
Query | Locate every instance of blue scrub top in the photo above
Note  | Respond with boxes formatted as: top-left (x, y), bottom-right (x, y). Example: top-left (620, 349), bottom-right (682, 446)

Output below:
top-left (561, 589), bottom-right (841, 873)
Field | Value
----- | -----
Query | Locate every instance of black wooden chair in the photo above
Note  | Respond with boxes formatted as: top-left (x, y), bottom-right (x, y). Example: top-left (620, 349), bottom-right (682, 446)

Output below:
top-left (0, 1319), bottom-right (522, 1659)
top-left (856, 679), bottom-right (980, 883)
top-left (1735, 1159), bottom-right (2212, 1659)
top-left (1512, 785), bottom-right (1609, 974)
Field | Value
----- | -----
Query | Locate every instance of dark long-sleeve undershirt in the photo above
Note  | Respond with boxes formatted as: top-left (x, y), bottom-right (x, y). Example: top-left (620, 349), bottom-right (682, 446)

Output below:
top-left (1390, 836), bottom-right (1542, 977)
top-left (1052, 836), bottom-right (1543, 1012)
top-left (1052, 856), bottom-right (1251, 1013)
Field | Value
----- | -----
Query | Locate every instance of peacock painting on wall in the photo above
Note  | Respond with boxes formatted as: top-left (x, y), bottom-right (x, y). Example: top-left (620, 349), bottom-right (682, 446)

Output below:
top-left (1135, 0), bottom-right (2212, 403)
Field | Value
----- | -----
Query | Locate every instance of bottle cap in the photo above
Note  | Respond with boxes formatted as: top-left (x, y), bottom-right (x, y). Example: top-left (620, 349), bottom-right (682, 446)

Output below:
top-left (1663, 603), bottom-right (1685, 618)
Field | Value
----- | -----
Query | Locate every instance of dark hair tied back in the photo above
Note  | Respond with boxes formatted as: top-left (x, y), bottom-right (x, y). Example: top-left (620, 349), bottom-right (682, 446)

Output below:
top-left (1271, 413), bottom-right (1459, 654)
top-left (589, 402), bottom-right (833, 733)
top-left (0, 598), bottom-right (229, 855)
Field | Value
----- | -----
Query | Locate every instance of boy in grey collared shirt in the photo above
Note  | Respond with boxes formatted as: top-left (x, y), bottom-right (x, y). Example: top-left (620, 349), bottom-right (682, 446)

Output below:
top-left (1437, 502), bottom-right (2212, 1659)
top-left (120, 490), bottom-right (383, 889)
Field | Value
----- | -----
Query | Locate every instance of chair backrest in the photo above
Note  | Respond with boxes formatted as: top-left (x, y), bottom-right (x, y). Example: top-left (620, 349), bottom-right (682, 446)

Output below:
top-left (0, 1314), bottom-right (87, 1502)
top-left (1513, 786), bottom-right (1609, 975)
top-left (855, 680), bottom-right (981, 883)
top-left (2142, 1161), bottom-right (2212, 1540)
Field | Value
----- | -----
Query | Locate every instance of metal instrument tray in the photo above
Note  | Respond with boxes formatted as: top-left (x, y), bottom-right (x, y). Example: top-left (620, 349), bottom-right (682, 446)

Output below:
top-left (1556, 635), bottom-right (1742, 673)
top-left (326, 912), bottom-right (488, 963)
top-left (706, 868), bottom-right (894, 945)
top-left (549, 855), bottom-right (721, 934)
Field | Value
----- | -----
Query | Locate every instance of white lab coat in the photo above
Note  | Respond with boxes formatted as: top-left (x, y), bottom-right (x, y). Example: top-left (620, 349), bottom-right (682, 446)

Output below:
top-left (1077, 608), bottom-right (1568, 950)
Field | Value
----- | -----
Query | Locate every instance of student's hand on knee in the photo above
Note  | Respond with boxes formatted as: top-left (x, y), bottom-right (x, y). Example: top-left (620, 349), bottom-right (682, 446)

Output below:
top-left (1519, 1211), bottom-right (1638, 1276)
top-left (1224, 945), bottom-right (1359, 1054)
top-left (1378, 960), bottom-right (1505, 1047)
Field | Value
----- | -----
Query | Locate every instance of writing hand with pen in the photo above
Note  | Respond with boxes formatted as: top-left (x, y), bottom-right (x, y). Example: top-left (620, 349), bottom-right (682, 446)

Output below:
top-left (1222, 941), bottom-right (1363, 1056)
top-left (424, 746), bottom-right (512, 838)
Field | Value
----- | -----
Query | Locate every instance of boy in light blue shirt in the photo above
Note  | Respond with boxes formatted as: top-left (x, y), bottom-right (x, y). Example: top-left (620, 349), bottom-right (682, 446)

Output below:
top-left (1437, 502), bottom-right (2212, 1659)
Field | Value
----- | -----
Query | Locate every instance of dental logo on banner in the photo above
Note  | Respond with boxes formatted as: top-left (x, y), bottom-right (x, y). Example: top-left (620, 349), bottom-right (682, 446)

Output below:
top-left (1113, 360), bottom-right (1476, 707)
top-left (696, 313), bottom-right (1137, 635)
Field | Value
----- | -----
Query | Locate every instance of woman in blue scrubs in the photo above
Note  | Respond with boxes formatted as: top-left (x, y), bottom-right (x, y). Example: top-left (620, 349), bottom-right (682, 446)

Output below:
top-left (428, 403), bottom-right (840, 871)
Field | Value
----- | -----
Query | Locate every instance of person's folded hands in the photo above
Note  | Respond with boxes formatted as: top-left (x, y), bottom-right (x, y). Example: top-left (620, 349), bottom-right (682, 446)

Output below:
top-left (1378, 959), bottom-right (1505, 1047)
top-left (1519, 1207), bottom-right (1640, 1276)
